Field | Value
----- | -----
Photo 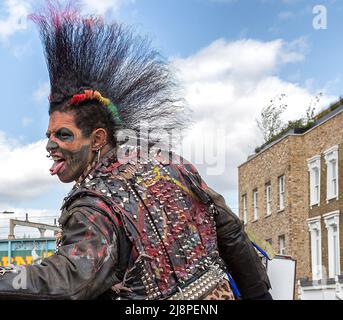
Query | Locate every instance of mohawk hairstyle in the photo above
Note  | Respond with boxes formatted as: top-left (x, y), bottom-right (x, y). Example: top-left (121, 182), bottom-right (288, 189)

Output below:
top-left (30, 0), bottom-right (189, 145)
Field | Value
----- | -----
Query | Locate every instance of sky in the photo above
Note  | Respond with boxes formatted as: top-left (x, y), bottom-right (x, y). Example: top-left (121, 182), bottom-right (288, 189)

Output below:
top-left (0, 0), bottom-right (342, 237)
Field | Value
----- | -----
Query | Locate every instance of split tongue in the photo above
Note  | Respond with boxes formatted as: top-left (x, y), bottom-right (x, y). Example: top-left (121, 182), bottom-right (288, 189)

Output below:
top-left (50, 161), bottom-right (65, 176)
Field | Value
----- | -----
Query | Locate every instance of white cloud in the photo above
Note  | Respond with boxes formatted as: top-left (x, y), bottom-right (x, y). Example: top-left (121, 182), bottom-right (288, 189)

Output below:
top-left (10, 40), bottom-right (33, 59)
top-left (172, 37), bottom-right (337, 209)
top-left (0, 133), bottom-right (63, 204)
top-left (282, 0), bottom-right (303, 5)
top-left (280, 36), bottom-right (309, 63)
top-left (33, 82), bottom-right (50, 104)
top-left (172, 39), bottom-right (305, 85)
top-left (0, 34), bottom-right (338, 217)
top-left (278, 11), bottom-right (295, 20)
top-left (0, 132), bottom-right (71, 238)
top-left (209, 0), bottom-right (238, 3)
top-left (80, 0), bottom-right (135, 15)
top-left (0, 208), bottom-right (59, 239)
top-left (0, 0), bottom-right (134, 41)
top-left (21, 117), bottom-right (33, 127)
top-left (0, 0), bottom-right (31, 40)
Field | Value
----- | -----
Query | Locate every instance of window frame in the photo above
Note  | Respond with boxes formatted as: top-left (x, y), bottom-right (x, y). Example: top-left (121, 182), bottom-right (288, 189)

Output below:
top-left (307, 155), bottom-right (321, 207)
top-left (323, 211), bottom-right (341, 278)
top-left (307, 216), bottom-right (323, 281)
top-left (253, 189), bottom-right (259, 221)
top-left (278, 175), bottom-right (285, 211)
top-left (242, 194), bottom-right (248, 225)
top-left (266, 183), bottom-right (272, 216)
top-left (278, 234), bottom-right (286, 255)
top-left (324, 146), bottom-right (339, 202)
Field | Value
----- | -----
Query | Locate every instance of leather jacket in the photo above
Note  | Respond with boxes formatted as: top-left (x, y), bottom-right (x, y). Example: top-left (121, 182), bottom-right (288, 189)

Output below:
top-left (176, 157), bottom-right (271, 299)
top-left (0, 150), bottom-right (271, 300)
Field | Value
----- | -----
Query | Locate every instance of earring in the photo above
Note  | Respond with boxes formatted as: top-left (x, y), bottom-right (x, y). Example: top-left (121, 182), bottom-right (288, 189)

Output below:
top-left (97, 148), bottom-right (101, 163)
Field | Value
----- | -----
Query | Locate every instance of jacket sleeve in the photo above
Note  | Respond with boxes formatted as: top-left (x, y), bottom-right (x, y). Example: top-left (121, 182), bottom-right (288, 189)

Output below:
top-left (180, 161), bottom-right (272, 300)
top-left (206, 186), bottom-right (272, 299)
top-left (0, 206), bottom-right (121, 300)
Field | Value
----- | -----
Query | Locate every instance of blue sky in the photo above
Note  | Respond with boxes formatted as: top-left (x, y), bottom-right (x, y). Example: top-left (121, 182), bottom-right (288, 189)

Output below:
top-left (0, 0), bottom-right (342, 219)
top-left (121, 0), bottom-right (343, 91)
top-left (1, 0), bottom-right (343, 142)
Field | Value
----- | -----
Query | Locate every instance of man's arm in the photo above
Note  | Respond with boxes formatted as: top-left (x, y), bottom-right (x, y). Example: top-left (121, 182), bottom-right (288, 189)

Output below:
top-left (0, 207), bottom-right (120, 299)
top-left (207, 186), bottom-right (272, 299)
top-left (178, 160), bottom-right (272, 300)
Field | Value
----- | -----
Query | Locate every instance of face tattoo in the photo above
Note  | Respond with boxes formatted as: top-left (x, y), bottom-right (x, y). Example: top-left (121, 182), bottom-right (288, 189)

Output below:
top-left (46, 112), bottom-right (94, 183)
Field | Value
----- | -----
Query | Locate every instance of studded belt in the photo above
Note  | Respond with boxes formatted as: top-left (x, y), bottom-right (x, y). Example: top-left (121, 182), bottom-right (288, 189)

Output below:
top-left (168, 264), bottom-right (228, 300)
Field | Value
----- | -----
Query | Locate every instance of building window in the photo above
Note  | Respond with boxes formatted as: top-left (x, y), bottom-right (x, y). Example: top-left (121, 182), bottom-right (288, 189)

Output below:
top-left (278, 175), bottom-right (285, 211)
top-left (266, 183), bottom-right (272, 216)
top-left (307, 217), bottom-right (323, 281)
top-left (307, 155), bottom-right (321, 207)
top-left (324, 146), bottom-right (339, 201)
top-left (324, 211), bottom-right (340, 278)
top-left (278, 235), bottom-right (286, 255)
top-left (242, 194), bottom-right (247, 225)
top-left (253, 190), bottom-right (258, 221)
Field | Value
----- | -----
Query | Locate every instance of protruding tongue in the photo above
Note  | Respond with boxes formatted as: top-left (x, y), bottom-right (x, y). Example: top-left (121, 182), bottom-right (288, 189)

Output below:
top-left (50, 160), bottom-right (65, 176)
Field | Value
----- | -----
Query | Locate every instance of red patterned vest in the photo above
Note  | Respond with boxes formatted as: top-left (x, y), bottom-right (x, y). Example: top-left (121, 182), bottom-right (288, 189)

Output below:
top-left (62, 148), bottom-right (232, 300)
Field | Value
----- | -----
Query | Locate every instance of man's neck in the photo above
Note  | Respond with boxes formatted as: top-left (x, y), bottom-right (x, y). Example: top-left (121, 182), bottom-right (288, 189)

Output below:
top-left (74, 144), bottom-right (116, 186)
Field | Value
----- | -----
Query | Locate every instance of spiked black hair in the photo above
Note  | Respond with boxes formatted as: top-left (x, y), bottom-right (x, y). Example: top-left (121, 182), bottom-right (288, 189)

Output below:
top-left (30, 1), bottom-right (189, 147)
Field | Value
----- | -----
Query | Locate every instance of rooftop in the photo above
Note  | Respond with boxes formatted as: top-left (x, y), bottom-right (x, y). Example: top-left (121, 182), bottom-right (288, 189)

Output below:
top-left (239, 99), bottom-right (343, 167)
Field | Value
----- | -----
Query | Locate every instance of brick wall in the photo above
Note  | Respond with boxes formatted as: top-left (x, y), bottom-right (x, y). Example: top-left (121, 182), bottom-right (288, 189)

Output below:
top-left (239, 135), bottom-right (311, 285)
top-left (238, 110), bottom-right (343, 294)
top-left (304, 111), bottom-right (343, 278)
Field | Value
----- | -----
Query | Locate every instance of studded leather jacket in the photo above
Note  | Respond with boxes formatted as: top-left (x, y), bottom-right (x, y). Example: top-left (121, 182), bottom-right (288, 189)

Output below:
top-left (0, 149), bottom-right (270, 300)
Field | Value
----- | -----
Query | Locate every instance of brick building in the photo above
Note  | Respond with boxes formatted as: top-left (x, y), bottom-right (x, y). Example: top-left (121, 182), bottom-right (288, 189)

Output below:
top-left (238, 103), bottom-right (343, 299)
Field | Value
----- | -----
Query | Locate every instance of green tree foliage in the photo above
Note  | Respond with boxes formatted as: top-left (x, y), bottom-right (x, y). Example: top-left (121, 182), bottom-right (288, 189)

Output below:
top-left (255, 92), bottom-right (324, 153)
top-left (256, 94), bottom-right (288, 143)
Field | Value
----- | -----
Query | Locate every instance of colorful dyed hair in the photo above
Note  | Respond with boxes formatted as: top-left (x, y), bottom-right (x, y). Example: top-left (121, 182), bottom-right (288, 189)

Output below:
top-left (70, 90), bottom-right (122, 124)
top-left (29, 0), bottom-right (189, 146)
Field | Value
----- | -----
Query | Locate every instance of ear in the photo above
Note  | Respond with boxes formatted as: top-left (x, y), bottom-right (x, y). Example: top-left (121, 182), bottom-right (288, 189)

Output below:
top-left (91, 128), bottom-right (108, 151)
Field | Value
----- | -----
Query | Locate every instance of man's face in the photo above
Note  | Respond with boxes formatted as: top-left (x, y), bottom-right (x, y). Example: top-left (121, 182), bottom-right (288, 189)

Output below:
top-left (46, 111), bottom-right (94, 183)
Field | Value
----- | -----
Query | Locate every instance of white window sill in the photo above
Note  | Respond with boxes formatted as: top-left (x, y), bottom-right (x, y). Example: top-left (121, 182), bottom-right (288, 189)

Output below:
top-left (310, 202), bottom-right (320, 209)
top-left (326, 195), bottom-right (338, 203)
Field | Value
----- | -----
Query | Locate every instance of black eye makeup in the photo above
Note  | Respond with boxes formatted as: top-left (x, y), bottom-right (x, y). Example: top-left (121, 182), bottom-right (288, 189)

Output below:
top-left (54, 128), bottom-right (75, 142)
